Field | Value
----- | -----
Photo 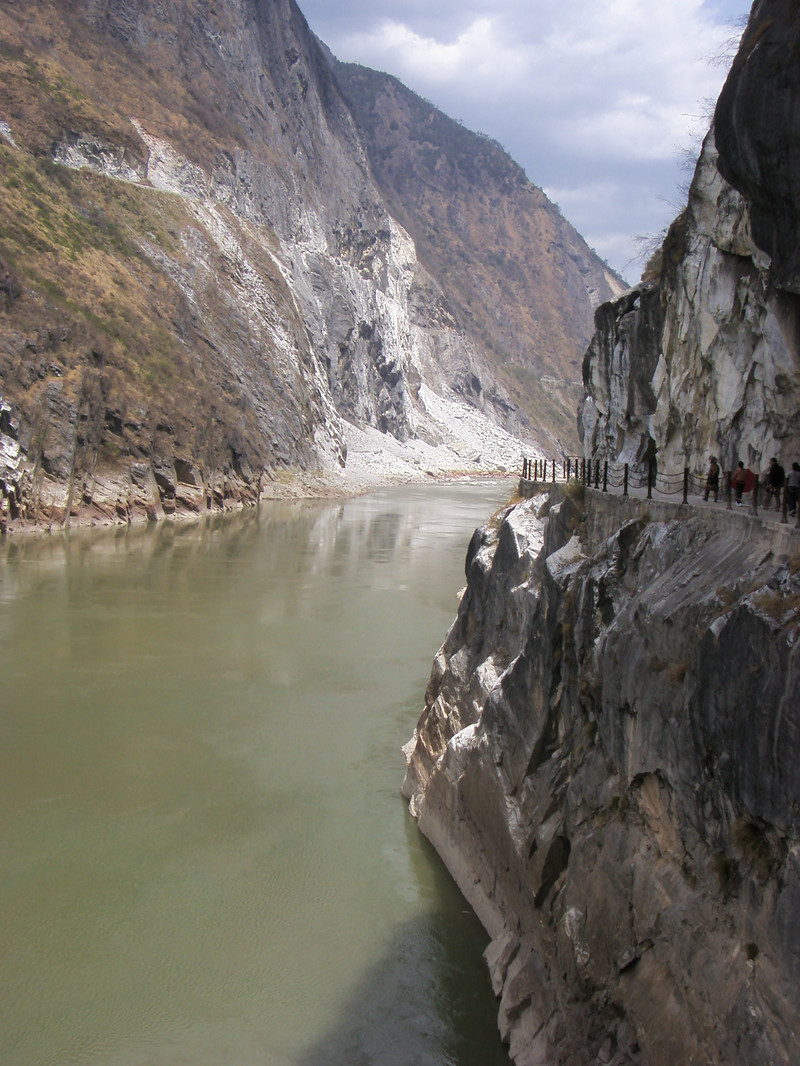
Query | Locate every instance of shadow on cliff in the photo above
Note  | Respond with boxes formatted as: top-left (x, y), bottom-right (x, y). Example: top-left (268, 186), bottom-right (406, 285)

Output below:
top-left (292, 894), bottom-right (511, 1066)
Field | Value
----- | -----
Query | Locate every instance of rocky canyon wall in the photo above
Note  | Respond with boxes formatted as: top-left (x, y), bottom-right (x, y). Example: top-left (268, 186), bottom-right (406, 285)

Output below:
top-left (581, 0), bottom-right (800, 478)
top-left (404, 6), bottom-right (800, 1062)
top-left (581, 127), bottom-right (800, 478)
top-left (0, 0), bottom-right (619, 533)
top-left (403, 486), bottom-right (800, 1064)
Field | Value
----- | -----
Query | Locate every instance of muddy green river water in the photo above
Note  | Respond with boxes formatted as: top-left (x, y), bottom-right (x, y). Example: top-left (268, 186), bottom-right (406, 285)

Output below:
top-left (0, 481), bottom-right (513, 1066)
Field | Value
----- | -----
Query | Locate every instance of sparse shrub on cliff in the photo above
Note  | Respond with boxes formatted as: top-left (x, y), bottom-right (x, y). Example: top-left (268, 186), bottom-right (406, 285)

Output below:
top-left (666, 660), bottom-right (690, 686)
top-left (647, 656), bottom-right (689, 685)
top-left (715, 585), bottom-right (738, 607)
top-left (562, 480), bottom-right (585, 506)
top-left (753, 588), bottom-right (800, 625)
top-left (487, 502), bottom-right (516, 530)
top-left (0, 254), bottom-right (21, 309)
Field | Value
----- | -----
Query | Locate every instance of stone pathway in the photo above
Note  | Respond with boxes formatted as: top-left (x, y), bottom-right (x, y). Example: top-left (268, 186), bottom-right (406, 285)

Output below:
top-left (519, 471), bottom-right (800, 533)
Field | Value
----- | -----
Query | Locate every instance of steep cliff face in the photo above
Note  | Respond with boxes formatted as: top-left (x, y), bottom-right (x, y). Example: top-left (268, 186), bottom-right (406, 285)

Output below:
top-left (581, 126), bottom-right (800, 476)
top-left (0, 0), bottom-right (611, 532)
top-left (715, 0), bottom-right (800, 298)
top-left (580, 0), bottom-right (800, 477)
top-left (333, 62), bottom-right (625, 451)
top-left (403, 8), bottom-right (800, 1061)
top-left (403, 487), bottom-right (800, 1064)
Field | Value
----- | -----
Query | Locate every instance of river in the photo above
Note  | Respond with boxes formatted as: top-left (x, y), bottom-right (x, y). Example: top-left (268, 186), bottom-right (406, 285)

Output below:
top-left (0, 480), bottom-right (514, 1066)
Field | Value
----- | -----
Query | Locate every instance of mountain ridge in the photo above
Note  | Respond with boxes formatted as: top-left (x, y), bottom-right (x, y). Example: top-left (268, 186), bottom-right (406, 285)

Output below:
top-left (0, 0), bottom-right (624, 532)
top-left (333, 59), bottom-right (624, 447)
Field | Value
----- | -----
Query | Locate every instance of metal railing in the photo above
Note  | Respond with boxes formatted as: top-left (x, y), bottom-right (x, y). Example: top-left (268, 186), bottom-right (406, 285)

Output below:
top-left (520, 457), bottom-right (800, 528)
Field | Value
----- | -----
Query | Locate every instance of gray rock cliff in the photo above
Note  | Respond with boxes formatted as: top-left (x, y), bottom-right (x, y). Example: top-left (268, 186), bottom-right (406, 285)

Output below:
top-left (403, 6), bottom-right (800, 1061)
top-left (581, 126), bottom-right (800, 478)
top-left (581, 0), bottom-right (800, 479)
top-left (403, 487), bottom-right (800, 1064)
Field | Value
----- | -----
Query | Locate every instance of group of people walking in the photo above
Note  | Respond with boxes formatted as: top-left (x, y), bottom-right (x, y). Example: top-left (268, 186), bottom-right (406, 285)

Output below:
top-left (704, 455), bottom-right (800, 515)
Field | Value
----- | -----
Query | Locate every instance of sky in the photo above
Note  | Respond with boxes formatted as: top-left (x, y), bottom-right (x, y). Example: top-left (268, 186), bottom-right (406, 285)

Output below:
top-left (298, 0), bottom-right (751, 283)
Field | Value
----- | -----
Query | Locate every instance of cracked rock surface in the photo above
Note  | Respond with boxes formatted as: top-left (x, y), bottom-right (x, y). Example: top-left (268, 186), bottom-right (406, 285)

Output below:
top-left (403, 487), bottom-right (800, 1065)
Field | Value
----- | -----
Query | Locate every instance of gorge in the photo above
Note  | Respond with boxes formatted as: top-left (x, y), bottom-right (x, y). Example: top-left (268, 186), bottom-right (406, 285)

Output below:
top-left (4, 0), bottom-right (800, 1063)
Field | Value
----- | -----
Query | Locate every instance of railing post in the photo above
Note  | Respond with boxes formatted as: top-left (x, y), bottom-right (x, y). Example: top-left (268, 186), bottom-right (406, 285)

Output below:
top-left (623, 463), bottom-right (629, 496)
top-left (647, 460), bottom-right (654, 500)
top-left (567, 458), bottom-right (571, 481)
top-left (725, 470), bottom-right (732, 510)
top-left (603, 461), bottom-right (608, 492)
top-left (581, 457), bottom-right (586, 482)
top-left (753, 474), bottom-right (759, 515)
top-left (683, 468), bottom-right (689, 505)
top-left (781, 484), bottom-right (788, 524)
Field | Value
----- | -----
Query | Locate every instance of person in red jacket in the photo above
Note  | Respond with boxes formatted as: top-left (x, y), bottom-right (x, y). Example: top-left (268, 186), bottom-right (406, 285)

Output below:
top-left (731, 461), bottom-right (747, 505)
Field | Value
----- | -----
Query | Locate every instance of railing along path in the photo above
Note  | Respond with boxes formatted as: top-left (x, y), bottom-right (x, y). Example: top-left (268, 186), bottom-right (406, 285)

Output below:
top-left (520, 456), bottom-right (800, 529)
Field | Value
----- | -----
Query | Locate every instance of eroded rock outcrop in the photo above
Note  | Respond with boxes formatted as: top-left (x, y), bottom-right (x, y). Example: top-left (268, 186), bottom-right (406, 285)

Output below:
top-left (581, 126), bottom-right (800, 477)
top-left (403, 486), bottom-right (800, 1064)
top-left (581, 0), bottom-right (800, 478)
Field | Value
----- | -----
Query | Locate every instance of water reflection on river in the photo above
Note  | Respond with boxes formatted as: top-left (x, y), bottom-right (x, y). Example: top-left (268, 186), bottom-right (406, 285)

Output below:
top-left (0, 481), bottom-right (513, 1066)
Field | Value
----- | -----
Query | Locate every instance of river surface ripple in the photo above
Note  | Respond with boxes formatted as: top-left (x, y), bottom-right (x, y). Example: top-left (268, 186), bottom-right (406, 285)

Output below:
top-left (0, 480), bottom-right (514, 1066)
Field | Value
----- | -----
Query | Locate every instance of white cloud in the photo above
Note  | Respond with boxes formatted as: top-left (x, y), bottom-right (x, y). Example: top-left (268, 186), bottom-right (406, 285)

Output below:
top-left (344, 16), bottom-right (530, 93)
top-left (300, 0), bottom-right (749, 279)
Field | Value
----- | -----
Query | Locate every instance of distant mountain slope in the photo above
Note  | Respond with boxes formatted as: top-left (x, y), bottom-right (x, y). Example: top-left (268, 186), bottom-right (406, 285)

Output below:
top-left (334, 61), bottom-right (626, 446)
top-left (0, 0), bottom-right (624, 532)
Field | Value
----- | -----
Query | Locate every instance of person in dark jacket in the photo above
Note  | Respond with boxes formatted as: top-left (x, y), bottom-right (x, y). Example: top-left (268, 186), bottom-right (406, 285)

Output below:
top-left (764, 457), bottom-right (785, 510)
top-left (787, 461), bottom-right (800, 516)
top-left (703, 456), bottom-right (720, 501)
